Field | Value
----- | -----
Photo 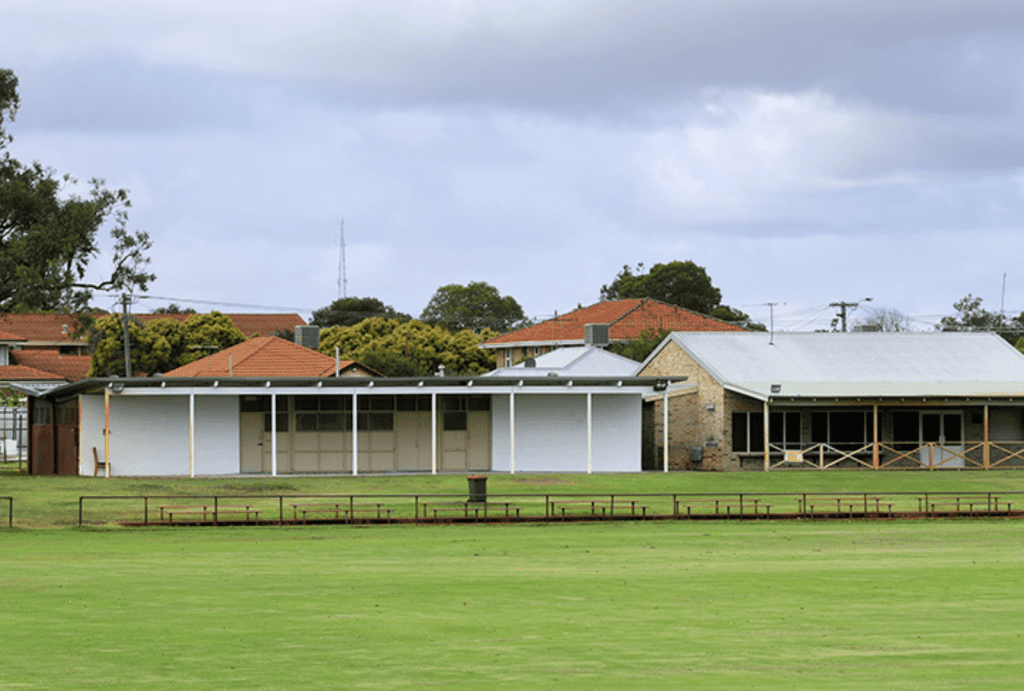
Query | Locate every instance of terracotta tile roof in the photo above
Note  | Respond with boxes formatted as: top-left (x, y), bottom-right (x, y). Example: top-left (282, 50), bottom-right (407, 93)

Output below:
top-left (164, 336), bottom-right (375, 378)
top-left (0, 328), bottom-right (25, 342)
top-left (0, 312), bottom-right (308, 345)
top-left (135, 313), bottom-right (307, 338)
top-left (0, 314), bottom-right (90, 344)
top-left (11, 351), bottom-right (92, 381)
top-left (0, 364), bottom-right (67, 381)
top-left (481, 299), bottom-right (746, 347)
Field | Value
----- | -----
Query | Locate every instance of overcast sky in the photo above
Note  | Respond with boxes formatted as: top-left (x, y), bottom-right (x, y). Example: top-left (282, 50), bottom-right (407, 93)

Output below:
top-left (6, 1), bottom-right (1024, 331)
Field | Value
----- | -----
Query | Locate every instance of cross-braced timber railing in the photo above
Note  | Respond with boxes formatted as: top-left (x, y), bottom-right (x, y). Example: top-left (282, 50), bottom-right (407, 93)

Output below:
top-left (767, 441), bottom-right (1024, 470)
top-left (77, 491), bottom-right (1024, 526)
top-left (767, 443), bottom-right (875, 470)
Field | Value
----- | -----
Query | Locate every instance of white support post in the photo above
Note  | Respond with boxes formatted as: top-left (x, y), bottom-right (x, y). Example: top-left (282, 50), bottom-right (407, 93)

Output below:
top-left (352, 392), bottom-right (358, 476)
top-left (270, 392), bottom-right (278, 477)
top-left (586, 392), bottom-right (593, 474)
top-left (103, 387), bottom-right (111, 478)
top-left (189, 392), bottom-right (195, 478)
top-left (662, 391), bottom-right (669, 473)
top-left (430, 392), bottom-right (437, 475)
top-left (509, 392), bottom-right (516, 475)
top-left (763, 400), bottom-right (770, 472)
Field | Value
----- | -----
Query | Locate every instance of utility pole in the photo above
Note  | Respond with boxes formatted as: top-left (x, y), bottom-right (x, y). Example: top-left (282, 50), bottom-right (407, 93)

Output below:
top-left (121, 294), bottom-right (132, 377)
top-left (829, 298), bottom-right (871, 332)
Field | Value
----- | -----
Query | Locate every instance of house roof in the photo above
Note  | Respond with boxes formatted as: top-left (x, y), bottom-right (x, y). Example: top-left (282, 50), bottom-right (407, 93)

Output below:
top-left (0, 328), bottom-right (26, 342)
top-left (135, 313), bottom-right (306, 338)
top-left (480, 299), bottom-right (745, 348)
top-left (0, 312), bottom-right (307, 345)
top-left (11, 351), bottom-right (92, 381)
top-left (653, 331), bottom-right (1024, 400)
top-left (0, 364), bottom-right (67, 382)
top-left (164, 336), bottom-right (371, 378)
top-left (0, 314), bottom-right (91, 344)
top-left (483, 346), bottom-right (642, 378)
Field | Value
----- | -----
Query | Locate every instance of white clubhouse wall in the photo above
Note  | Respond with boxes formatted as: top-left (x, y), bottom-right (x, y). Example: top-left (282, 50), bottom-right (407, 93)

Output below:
top-left (79, 393), bottom-right (239, 476)
top-left (491, 393), bottom-right (641, 473)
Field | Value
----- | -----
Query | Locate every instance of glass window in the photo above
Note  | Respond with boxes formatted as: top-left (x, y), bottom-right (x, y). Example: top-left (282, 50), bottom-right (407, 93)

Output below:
top-left (731, 412), bottom-right (764, 453)
top-left (468, 395), bottom-right (490, 412)
top-left (444, 411), bottom-right (467, 431)
top-left (240, 396), bottom-right (271, 412)
top-left (294, 397), bottom-right (317, 411)
top-left (319, 413), bottom-right (346, 432)
top-left (264, 412), bottom-right (288, 433)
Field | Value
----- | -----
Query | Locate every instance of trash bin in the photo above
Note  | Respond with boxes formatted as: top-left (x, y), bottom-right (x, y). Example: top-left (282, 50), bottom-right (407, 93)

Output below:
top-left (467, 475), bottom-right (487, 503)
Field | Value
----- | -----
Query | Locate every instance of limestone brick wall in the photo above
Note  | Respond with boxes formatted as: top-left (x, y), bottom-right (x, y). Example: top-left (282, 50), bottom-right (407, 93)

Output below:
top-left (641, 340), bottom-right (731, 470)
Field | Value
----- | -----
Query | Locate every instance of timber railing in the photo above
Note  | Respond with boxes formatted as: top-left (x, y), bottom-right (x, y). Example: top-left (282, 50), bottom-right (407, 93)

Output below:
top-left (765, 441), bottom-right (1024, 470)
top-left (77, 491), bottom-right (1024, 526)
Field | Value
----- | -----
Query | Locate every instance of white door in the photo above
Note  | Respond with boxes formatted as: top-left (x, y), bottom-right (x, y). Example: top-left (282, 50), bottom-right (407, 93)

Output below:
top-left (239, 412), bottom-right (268, 473)
top-left (920, 412), bottom-right (964, 468)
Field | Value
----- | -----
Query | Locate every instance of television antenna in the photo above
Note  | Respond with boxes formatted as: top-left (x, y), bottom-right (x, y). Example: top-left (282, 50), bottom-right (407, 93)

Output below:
top-left (337, 217), bottom-right (347, 300)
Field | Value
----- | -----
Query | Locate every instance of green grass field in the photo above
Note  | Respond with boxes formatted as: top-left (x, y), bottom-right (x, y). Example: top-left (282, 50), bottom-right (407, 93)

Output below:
top-left (2, 472), bottom-right (1024, 688)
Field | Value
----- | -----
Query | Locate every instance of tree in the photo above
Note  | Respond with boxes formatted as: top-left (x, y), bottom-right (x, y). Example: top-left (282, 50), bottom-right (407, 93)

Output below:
top-left (318, 317), bottom-right (496, 376)
top-left (601, 260), bottom-right (763, 328)
top-left (854, 307), bottom-right (912, 332)
top-left (709, 305), bottom-right (767, 331)
top-left (601, 261), bottom-right (721, 314)
top-left (607, 328), bottom-right (671, 362)
top-left (150, 303), bottom-right (196, 314)
top-left (311, 296), bottom-right (410, 328)
top-left (938, 294), bottom-right (1023, 344)
top-left (420, 282), bottom-right (528, 333)
top-left (0, 69), bottom-right (154, 312)
top-left (89, 311), bottom-right (246, 376)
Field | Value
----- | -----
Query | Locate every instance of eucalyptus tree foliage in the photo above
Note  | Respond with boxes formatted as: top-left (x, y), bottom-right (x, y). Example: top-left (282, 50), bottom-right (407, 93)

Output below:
top-left (0, 68), bottom-right (154, 312)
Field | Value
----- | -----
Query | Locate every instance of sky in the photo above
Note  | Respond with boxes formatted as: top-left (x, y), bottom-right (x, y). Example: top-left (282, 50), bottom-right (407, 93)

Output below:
top-left (5, 0), bottom-right (1024, 332)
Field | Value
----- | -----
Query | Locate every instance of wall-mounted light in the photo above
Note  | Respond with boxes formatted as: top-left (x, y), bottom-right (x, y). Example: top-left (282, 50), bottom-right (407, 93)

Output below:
top-left (108, 382), bottom-right (125, 394)
top-left (654, 379), bottom-right (668, 392)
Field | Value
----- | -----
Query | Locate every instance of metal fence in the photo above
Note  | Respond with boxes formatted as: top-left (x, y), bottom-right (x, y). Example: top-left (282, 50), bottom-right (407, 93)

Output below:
top-left (0, 406), bottom-right (27, 467)
top-left (76, 491), bottom-right (1024, 526)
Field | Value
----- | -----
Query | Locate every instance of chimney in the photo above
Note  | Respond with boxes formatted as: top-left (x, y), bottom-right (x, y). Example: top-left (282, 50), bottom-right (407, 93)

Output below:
top-left (584, 323), bottom-right (610, 348)
top-left (294, 325), bottom-right (320, 350)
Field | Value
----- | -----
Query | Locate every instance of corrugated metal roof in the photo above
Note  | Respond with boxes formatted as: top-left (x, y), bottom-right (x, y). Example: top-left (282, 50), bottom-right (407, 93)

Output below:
top-left (482, 346), bottom-right (640, 378)
top-left (667, 332), bottom-right (1024, 399)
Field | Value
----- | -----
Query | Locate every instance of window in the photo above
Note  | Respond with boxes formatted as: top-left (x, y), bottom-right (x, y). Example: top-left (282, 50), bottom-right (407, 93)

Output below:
top-left (504, 350), bottom-right (512, 367)
top-left (731, 412), bottom-right (764, 453)
top-left (769, 412), bottom-right (802, 449)
top-left (811, 411), bottom-right (868, 450)
top-left (733, 411), bottom-right (801, 453)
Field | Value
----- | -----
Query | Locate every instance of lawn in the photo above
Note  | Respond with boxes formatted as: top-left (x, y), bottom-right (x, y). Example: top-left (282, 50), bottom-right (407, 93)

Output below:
top-left (1, 519), bottom-right (1023, 689)
top-left (7, 469), bottom-right (1024, 528)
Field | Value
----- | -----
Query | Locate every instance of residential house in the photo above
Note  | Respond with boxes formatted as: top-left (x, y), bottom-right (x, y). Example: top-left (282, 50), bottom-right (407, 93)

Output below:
top-left (638, 331), bottom-right (1024, 471)
top-left (479, 298), bottom-right (745, 367)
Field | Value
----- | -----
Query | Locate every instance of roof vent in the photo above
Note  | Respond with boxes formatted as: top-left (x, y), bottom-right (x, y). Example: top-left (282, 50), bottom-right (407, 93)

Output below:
top-left (584, 323), bottom-right (610, 347)
top-left (294, 325), bottom-right (320, 350)
top-left (524, 358), bottom-right (536, 368)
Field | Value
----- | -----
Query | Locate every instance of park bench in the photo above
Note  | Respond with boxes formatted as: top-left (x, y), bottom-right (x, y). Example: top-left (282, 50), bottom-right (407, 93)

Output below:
top-left (289, 502), bottom-right (394, 524)
top-left (160, 504), bottom-right (261, 524)
top-left (419, 501), bottom-right (523, 522)
top-left (674, 498), bottom-right (771, 518)
top-left (921, 495), bottom-right (1011, 516)
top-left (797, 496), bottom-right (892, 518)
top-left (548, 499), bottom-right (649, 520)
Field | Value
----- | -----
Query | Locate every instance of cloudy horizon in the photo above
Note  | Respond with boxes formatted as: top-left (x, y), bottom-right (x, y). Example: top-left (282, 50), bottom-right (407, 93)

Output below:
top-left (6, 1), bottom-right (1024, 330)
